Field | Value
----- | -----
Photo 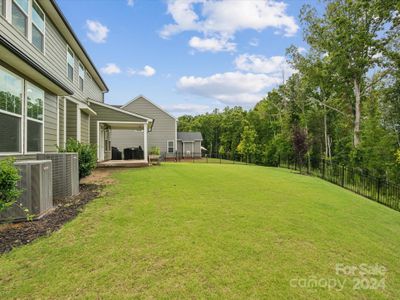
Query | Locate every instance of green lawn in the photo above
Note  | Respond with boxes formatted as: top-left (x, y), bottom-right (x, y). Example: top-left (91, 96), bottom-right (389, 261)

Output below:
top-left (1, 164), bottom-right (400, 299)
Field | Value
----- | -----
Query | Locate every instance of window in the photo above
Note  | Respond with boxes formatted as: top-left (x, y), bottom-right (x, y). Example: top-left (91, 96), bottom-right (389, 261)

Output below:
top-left (0, 67), bottom-right (23, 153)
top-left (79, 63), bottom-right (84, 91)
top-left (167, 141), bottom-right (174, 153)
top-left (67, 47), bottom-right (74, 81)
top-left (26, 83), bottom-right (43, 152)
top-left (32, 1), bottom-right (45, 52)
top-left (4, 0), bottom-right (46, 52)
top-left (12, 0), bottom-right (29, 36)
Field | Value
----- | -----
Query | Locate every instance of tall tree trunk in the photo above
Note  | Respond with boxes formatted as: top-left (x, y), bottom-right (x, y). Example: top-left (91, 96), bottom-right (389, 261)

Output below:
top-left (353, 78), bottom-right (361, 147)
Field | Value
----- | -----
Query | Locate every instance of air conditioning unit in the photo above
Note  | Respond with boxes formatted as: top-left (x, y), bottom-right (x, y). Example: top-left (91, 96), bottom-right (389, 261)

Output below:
top-left (37, 153), bottom-right (79, 201)
top-left (0, 160), bottom-right (53, 222)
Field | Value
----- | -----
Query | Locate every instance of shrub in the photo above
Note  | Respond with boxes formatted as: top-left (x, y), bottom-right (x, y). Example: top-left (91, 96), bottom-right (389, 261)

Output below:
top-left (0, 158), bottom-right (22, 212)
top-left (60, 138), bottom-right (97, 178)
top-left (149, 146), bottom-right (160, 155)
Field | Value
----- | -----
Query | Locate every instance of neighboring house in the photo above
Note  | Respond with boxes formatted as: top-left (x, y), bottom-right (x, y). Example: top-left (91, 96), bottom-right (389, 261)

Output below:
top-left (0, 0), bottom-right (152, 163)
top-left (111, 95), bottom-right (177, 159)
top-left (177, 132), bottom-right (203, 158)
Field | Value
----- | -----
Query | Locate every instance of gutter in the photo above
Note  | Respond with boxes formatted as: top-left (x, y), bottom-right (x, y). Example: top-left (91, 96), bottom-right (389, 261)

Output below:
top-left (0, 35), bottom-right (74, 95)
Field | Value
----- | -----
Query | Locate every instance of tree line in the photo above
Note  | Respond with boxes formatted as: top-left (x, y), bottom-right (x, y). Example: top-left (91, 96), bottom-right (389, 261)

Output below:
top-left (178, 0), bottom-right (400, 182)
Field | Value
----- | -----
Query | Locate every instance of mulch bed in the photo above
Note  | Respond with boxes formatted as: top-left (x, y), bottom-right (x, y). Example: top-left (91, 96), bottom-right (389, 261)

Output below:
top-left (0, 184), bottom-right (102, 255)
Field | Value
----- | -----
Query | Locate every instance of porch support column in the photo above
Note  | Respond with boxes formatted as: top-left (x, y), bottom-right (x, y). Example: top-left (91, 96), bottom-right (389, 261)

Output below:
top-left (77, 104), bottom-right (81, 142)
top-left (144, 123), bottom-right (148, 162)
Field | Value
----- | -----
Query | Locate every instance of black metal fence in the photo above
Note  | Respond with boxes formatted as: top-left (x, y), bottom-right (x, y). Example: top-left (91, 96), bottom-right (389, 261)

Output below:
top-left (162, 152), bottom-right (252, 164)
top-left (280, 158), bottom-right (400, 212)
top-left (162, 152), bottom-right (400, 212)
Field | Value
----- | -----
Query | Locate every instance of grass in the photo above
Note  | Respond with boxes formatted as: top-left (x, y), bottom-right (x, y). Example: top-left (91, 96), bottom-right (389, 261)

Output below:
top-left (180, 157), bottom-right (248, 164)
top-left (1, 163), bottom-right (400, 299)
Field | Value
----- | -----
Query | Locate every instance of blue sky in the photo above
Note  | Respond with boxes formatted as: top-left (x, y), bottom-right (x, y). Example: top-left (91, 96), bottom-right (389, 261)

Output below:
top-left (57, 0), bottom-right (319, 116)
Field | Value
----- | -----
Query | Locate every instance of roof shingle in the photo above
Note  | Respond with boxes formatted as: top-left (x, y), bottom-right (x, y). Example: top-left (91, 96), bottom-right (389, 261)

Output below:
top-left (177, 132), bottom-right (203, 141)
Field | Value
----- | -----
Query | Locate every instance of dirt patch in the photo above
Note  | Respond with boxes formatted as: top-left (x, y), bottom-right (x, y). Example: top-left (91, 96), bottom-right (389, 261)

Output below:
top-left (0, 184), bottom-right (102, 254)
top-left (80, 168), bottom-right (121, 185)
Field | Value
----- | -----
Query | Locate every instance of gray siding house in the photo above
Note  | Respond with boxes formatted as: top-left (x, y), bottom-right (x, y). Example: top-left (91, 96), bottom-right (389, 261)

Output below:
top-left (1, 0), bottom-right (201, 167)
top-left (112, 95), bottom-right (177, 159)
top-left (0, 0), bottom-right (152, 163)
top-left (177, 132), bottom-right (203, 158)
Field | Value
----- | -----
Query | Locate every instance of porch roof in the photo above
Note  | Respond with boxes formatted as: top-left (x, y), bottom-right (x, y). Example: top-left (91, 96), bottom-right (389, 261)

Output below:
top-left (88, 99), bottom-right (154, 130)
top-left (103, 122), bottom-right (144, 130)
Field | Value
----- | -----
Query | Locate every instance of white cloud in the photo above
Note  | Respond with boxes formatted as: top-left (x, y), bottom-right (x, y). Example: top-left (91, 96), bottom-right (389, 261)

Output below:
top-left (189, 36), bottom-right (236, 52)
top-left (128, 65), bottom-right (156, 77)
top-left (86, 20), bottom-right (109, 43)
top-left (140, 65), bottom-right (156, 77)
top-left (298, 47), bottom-right (306, 54)
top-left (101, 63), bottom-right (121, 75)
top-left (234, 54), bottom-right (295, 78)
top-left (127, 0), bottom-right (134, 6)
top-left (249, 38), bottom-right (259, 47)
top-left (160, 0), bottom-right (298, 52)
top-left (164, 103), bottom-right (210, 115)
top-left (177, 72), bottom-right (281, 105)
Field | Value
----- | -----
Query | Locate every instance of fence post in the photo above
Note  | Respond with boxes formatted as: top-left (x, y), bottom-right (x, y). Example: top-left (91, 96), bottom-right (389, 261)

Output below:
top-left (341, 165), bottom-right (345, 187)
top-left (377, 178), bottom-right (382, 202)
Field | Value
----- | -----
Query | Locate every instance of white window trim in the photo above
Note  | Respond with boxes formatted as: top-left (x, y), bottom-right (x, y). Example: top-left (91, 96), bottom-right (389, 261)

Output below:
top-left (5, 0), bottom-right (11, 22)
top-left (25, 80), bottom-right (45, 154)
top-left (0, 109), bottom-right (23, 155)
top-left (0, 66), bottom-right (46, 156)
top-left (0, 65), bottom-right (24, 155)
top-left (66, 45), bottom-right (74, 82)
top-left (78, 61), bottom-right (84, 91)
top-left (4, 0), bottom-right (46, 54)
top-left (11, 0), bottom-right (29, 38)
top-left (31, 0), bottom-right (46, 54)
top-left (167, 140), bottom-right (174, 153)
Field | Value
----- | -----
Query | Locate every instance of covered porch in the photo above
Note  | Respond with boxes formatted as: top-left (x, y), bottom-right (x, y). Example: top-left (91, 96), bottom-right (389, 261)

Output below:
top-left (88, 100), bottom-right (153, 164)
top-left (97, 121), bottom-right (148, 163)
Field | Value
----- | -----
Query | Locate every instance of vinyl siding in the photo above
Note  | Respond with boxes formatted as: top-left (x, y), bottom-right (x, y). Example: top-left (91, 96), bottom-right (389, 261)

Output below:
top-left (177, 141), bottom-right (183, 154)
top-left (121, 97), bottom-right (176, 154)
top-left (111, 130), bottom-right (144, 158)
top-left (178, 141), bottom-right (201, 157)
top-left (66, 101), bottom-right (77, 140)
top-left (58, 97), bottom-right (64, 147)
top-left (194, 141), bottom-right (201, 155)
top-left (0, 155), bottom-right (37, 161)
top-left (89, 102), bottom-right (147, 145)
top-left (0, 9), bottom-right (104, 102)
top-left (44, 92), bottom-right (58, 152)
top-left (80, 112), bottom-right (89, 144)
